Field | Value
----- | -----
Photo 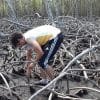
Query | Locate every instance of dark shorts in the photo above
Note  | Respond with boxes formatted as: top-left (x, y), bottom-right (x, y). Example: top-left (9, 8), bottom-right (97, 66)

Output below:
top-left (38, 33), bottom-right (64, 69)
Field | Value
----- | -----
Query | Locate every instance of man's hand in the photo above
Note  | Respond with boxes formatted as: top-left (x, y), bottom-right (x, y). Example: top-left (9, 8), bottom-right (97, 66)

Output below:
top-left (25, 61), bottom-right (37, 78)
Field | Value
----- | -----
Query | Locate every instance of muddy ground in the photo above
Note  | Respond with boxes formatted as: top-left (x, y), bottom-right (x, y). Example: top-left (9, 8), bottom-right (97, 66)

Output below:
top-left (0, 16), bottom-right (100, 100)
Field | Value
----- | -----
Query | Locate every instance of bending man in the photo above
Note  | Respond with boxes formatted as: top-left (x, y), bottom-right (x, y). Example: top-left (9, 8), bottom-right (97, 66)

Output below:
top-left (10, 25), bottom-right (64, 85)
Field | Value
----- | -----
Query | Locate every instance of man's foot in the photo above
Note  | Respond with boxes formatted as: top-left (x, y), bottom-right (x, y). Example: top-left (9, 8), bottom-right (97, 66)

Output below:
top-left (34, 79), bottom-right (50, 86)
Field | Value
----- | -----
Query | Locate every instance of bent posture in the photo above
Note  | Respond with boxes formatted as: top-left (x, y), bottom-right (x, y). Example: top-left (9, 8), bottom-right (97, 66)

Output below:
top-left (11, 25), bottom-right (64, 85)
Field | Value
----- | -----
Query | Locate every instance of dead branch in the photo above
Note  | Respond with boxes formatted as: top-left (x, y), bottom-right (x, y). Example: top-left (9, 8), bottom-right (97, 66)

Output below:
top-left (2, 18), bottom-right (31, 29)
top-left (28, 45), bottom-right (100, 100)
top-left (0, 72), bottom-right (12, 96)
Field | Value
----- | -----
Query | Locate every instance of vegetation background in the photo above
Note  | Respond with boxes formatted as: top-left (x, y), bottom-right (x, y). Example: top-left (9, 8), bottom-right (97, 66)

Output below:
top-left (0, 0), bottom-right (100, 18)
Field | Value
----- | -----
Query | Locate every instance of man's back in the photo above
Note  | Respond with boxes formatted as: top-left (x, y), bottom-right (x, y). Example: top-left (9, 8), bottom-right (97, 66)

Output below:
top-left (23, 25), bottom-right (61, 45)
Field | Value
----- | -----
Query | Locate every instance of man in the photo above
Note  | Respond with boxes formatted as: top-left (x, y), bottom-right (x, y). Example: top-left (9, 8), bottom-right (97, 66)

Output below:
top-left (10, 25), bottom-right (64, 85)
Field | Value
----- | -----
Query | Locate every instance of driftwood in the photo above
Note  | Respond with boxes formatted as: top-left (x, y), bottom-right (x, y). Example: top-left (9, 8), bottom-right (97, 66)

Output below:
top-left (0, 16), bottom-right (100, 100)
top-left (28, 45), bottom-right (100, 100)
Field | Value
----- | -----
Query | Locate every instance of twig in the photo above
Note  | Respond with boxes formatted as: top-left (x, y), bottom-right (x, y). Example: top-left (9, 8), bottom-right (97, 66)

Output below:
top-left (62, 43), bottom-right (88, 79)
top-left (0, 85), bottom-right (22, 100)
top-left (66, 72), bottom-right (100, 89)
top-left (70, 87), bottom-right (100, 94)
top-left (28, 72), bottom-right (66, 100)
top-left (2, 18), bottom-right (31, 28)
top-left (28, 45), bottom-right (100, 100)
top-left (48, 89), bottom-right (54, 100)
top-left (67, 68), bottom-right (100, 72)
top-left (61, 45), bottom-right (100, 73)
top-left (0, 73), bottom-right (12, 96)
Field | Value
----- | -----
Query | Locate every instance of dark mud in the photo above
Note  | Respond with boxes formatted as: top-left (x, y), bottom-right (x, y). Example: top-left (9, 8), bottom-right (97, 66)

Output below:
top-left (0, 16), bottom-right (100, 100)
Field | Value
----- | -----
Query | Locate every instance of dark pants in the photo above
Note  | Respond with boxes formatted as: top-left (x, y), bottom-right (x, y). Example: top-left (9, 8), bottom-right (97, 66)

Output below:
top-left (38, 33), bottom-right (64, 69)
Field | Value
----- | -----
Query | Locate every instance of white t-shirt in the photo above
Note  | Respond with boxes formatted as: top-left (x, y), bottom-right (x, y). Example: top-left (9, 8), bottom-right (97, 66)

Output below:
top-left (23, 25), bottom-right (61, 46)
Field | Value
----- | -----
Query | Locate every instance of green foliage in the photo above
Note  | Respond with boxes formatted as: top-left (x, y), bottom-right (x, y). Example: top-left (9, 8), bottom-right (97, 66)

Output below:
top-left (31, 0), bottom-right (42, 11)
top-left (0, 0), bottom-right (100, 17)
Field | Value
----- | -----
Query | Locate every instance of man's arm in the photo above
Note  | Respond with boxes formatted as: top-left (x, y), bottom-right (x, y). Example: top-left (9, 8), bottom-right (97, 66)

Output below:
top-left (25, 49), bottom-right (33, 77)
top-left (25, 40), bottom-right (44, 77)
top-left (26, 49), bottom-right (32, 66)
top-left (27, 39), bottom-right (44, 61)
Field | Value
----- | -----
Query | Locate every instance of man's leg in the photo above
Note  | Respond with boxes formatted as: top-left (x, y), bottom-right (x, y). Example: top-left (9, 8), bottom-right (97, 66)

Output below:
top-left (26, 63), bottom-right (33, 78)
top-left (39, 65), bottom-right (54, 81)
top-left (44, 65), bottom-right (54, 80)
top-left (36, 33), bottom-right (64, 85)
top-left (43, 33), bottom-right (64, 81)
top-left (35, 67), bottom-right (50, 85)
top-left (39, 67), bottom-right (47, 79)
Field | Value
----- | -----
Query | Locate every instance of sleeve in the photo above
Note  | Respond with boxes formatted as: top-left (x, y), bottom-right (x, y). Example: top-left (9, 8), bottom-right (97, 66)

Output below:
top-left (25, 37), bottom-right (35, 44)
top-left (25, 37), bottom-right (35, 50)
